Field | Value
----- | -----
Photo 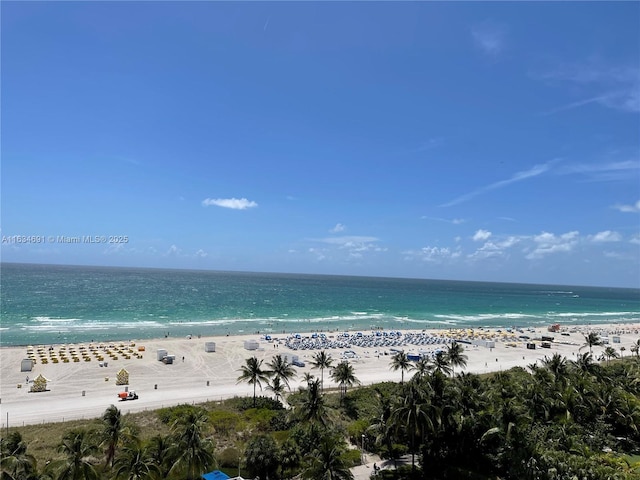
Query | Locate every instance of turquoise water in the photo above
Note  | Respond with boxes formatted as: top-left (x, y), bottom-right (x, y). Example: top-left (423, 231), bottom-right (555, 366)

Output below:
top-left (1, 262), bottom-right (639, 346)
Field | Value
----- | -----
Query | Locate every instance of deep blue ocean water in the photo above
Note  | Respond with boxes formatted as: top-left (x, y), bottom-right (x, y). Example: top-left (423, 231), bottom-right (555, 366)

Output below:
top-left (1, 263), bottom-right (639, 346)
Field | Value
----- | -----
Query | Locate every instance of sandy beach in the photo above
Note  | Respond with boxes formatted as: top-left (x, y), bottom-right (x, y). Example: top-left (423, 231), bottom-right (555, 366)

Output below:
top-left (1, 323), bottom-right (638, 428)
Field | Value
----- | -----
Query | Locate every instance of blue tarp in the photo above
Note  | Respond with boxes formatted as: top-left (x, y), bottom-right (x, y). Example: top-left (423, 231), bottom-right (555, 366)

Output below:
top-left (202, 471), bottom-right (230, 480)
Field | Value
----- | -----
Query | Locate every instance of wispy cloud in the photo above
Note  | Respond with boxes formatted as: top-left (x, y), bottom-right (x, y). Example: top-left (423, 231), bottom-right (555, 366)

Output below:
top-left (403, 246), bottom-right (461, 263)
top-left (399, 138), bottom-right (444, 155)
top-left (537, 59), bottom-right (640, 114)
top-left (202, 197), bottom-right (258, 210)
top-left (613, 200), bottom-right (640, 213)
top-left (441, 161), bottom-right (553, 207)
top-left (330, 223), bottom-right (346, 233)
top-left (559, 160), bottom-right (639, 182)
top-left (313, 235), bottom-right (386, 258)
top-left (471, 22), bottom-right (506, 57)
top-left (421, 216), bottom-right (465, 225)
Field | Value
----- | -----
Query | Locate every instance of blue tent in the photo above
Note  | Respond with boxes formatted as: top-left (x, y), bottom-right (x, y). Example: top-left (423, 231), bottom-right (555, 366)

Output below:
top-left (202, 471), bottom-right (230, 480)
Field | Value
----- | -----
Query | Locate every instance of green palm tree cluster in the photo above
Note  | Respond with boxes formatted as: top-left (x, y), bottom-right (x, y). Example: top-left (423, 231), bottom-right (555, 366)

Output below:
top-left (237, 354), bottom-right (298, 407)
top-left (359, 348), bottom-right (640, 479)
top-left (2, 405), bottom-right (219, 480)
top-left (388, 341), bottom-right (467, 384)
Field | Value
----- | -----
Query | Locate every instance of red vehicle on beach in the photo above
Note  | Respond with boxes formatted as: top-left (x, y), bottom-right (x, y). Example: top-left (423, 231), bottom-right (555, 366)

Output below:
top-left (117, 391), bottom-right (138, 401)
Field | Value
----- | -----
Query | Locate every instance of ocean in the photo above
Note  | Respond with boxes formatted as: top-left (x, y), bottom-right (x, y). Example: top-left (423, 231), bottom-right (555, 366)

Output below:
top-left (1, 263), bottom-right (639, 347)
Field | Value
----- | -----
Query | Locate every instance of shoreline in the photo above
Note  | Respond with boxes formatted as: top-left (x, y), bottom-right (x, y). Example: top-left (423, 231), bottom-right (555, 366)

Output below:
top-left (1, 323), bottom-right (638, 428)
top-left (2, 317), bottom-right (639, 349)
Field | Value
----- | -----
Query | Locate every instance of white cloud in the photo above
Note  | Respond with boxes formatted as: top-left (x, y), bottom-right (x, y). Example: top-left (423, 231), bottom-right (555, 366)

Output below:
top-left (441, 161), bottom-right (553, 207)
top-left (629, 234), bottom-right (640, 245)
top-left (405, 246), bottom-right (461, 263)
top-left (468, 236), bottom-right (520, 261)
top-left (316, 235), bottom-right (379, 246)
top-left (330, 223), bottom-right (346, 233)
top-left (613, 200), bottom-right (640, 213)
top-left (312, 235), bottom-right (386, 259)
top-left (526, 231), bottom-right (579, 259)
top-left (165, 244), bottom-right (181, 256)
top-left (471, 23), bottom-right (505, 57)
top-left (195, 249), bottom-right (208, 258)
top-left (588, 230), bottom-right (622, 243)
top-left (473, 229), bottom-right (492, 242)
top-left (202, 197), bottom-right (258, 210)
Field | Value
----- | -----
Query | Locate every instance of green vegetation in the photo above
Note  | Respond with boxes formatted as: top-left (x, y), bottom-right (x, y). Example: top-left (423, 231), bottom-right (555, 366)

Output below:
top-left (2, 345), bottom-right (639, 480)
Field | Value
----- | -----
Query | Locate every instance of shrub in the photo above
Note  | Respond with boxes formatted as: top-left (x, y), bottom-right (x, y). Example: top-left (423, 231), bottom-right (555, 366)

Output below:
top-left (341, 448), bottom-right (362, 467)
top-left (217, 446), bottom-right (241, 468)
top-left (157, 404), bottom-right (207, 425)
top-left (209, 410), bottom-right (243, 436)
top-left (227, 396), bottom-right (284, 411)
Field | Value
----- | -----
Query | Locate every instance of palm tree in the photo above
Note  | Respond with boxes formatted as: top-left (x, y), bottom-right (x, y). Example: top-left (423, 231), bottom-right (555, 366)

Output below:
top-left (266, 375), bottom-right (286, 403)
top-left (311, 350), bottom-right (334, 393)
top-left (296, 379), bottom-right (328, 426)
top-left (432, 351), bottom-right (452, 376)
top-left (632, 339), bottom-right (640, 358)
top-left (391, 382), bottom-right (433, 472)
top-left (572, 352), bottom-right (599, 376)
top-left (0, 432), bottom-right (37, 480)
top-left (168, 410), bottom-right (216, 480)
top-left (101, 404), bottom-right (125, 469)
top-left (244, 434), bottom-right (280, 480)
top-left (540, 353), bottom-right (569, 384)
top-left (302, 372), bottom-right (315, 385)
top-left (583, 332), bottom-right (603, 355)
top-left (267, 354), bottom-right (296, 390)
top-left (112, 438), bottom-right (161, 480)
top-left (389, 351), bottom-right (412, 384)
top-left (411, 357), bottom-right (434, 381)
top-left (279, 438), bottom-right (301, 479)
top-left (237, 356), bottom-right (271, 407)
top-left (603, 346), bottom-right (619, 365)
top-left (146, 435), bottom-right (172, 479)
top-left (300, 434), bottom-right (354, 480)
top-left (52, 429), bottom-right (99, 480)
top-left (367, 388), bottom-right (397, 466)
top-left (446, 341), bottom-right (468, 376)
top-left (330, 361), bottom-right (360, 400)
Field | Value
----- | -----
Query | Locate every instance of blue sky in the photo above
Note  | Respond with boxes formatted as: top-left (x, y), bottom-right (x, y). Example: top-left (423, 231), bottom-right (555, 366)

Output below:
top-left (2, 2), bottom-right (639, 288)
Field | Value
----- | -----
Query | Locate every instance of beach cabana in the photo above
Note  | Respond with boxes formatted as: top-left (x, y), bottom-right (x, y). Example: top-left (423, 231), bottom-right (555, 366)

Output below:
top-left (30, 374), bottom-right (49, 392)
top-left (116, 368), bottom-right (129, 385)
